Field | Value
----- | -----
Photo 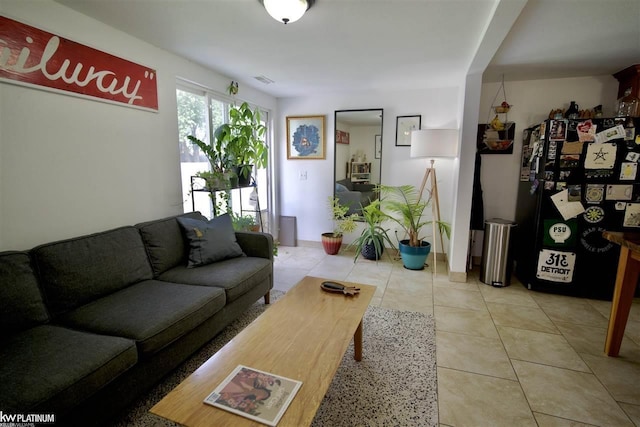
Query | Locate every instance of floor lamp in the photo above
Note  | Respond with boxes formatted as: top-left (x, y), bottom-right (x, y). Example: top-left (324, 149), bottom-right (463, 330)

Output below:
top-left (410, 128), bottom-right (459, 275)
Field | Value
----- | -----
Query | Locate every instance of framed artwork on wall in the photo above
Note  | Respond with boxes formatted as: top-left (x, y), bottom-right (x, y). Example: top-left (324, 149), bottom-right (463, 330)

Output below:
top-left (336, 130), bottom-right (350, 144)
top-left (395, 115), bottom-right (421, 146)
top-left (286, 115), bottom-right (325, 160)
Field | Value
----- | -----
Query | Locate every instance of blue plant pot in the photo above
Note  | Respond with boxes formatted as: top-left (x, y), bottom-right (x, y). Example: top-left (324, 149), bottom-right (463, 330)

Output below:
top-left (398, 240), bottom-right (431, 270)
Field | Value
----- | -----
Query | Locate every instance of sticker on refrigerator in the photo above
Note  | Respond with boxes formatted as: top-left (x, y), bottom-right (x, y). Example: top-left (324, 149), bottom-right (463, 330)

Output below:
top-left (549, 120), bottom-right (568, 142)
top-left (543, 220), bottom-right (577, 247)
top-left (626, 152), bottom-right (640, 162)
top-left (583, 206), bottom-right (605, 223)
top-left (623, 203), bottom-right (640, 227)
top-left (585, 184), bottom-right (604, 203)
top-left (595, 125), bottom-right (625, 143)
top-left (620, 162), bottom-right (638, 180)
top-left (536, 249), bottom-right (576, 283)
top-left (606, 184), bottom-right (633, 201)
top-left (548, 140), bottom-right (557, 159)
top-left (585, 143), bottom-right (616, 169)
top-left (577, 120), bottom-right (596, 142)
top-left (580, 226), bottom-right (614, 254)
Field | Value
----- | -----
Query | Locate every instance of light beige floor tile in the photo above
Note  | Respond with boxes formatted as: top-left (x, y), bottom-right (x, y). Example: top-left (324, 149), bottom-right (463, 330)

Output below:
top-left (347, 262), bottom-right (392, 287)
top-left (437, 367), bottom-right (536, 427)
top-left (386, 273), bottom-right (433, 293)
top-left (626, 319), bottom-right (640, 346)
top-left (554, 321), bottom-right (640, 359)
top-left (273, 267), bottom-right (308, 290)
top-left (486, 302), bottom-right (559, 334)
top-left (512, 360), bottom-right (634, 426)
top-left (380, 287), bottom-right (433, 314)
top-left (433, 277), bottom-right (480, 291)
top-left (619, 402), bottom-right (640, 426)
top-left (434, 305), bottom-right (499, 338)
top-left (307, 257), bottom-right (354, 281)
top-left (580, 353), bottom-right (640, 405)
top-left (497, 325), bottom-right (589, 372)
top-left (541, 302), bottom-right (609, 328)
top-left (478, 283), bottom-right (540, 307)
top-left (533, 412), bottom-right (597, 426)
top-left (434, 287), bottom-right (487, 311)
top-left (436, 331), bottom-right (516, 380)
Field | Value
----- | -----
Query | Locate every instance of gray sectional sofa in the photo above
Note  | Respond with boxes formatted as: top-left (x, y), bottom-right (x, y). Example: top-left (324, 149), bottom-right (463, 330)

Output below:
top-left (0, 211), bottom-right (273, 426)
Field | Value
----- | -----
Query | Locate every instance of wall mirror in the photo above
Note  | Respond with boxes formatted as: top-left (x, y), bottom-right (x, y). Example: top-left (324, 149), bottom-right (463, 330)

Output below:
top-left (334, 108), bottom-right (383, 215)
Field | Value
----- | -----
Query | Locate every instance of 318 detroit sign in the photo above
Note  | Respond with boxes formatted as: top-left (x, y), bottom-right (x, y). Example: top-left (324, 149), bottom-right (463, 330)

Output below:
top-left (0, 16), bottom-right (158, 111)
top-left (536, 249), bottom-right (576, 283)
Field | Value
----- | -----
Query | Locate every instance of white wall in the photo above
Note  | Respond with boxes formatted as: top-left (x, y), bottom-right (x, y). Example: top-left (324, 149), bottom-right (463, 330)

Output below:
top-left (276, 87), bottom-right (460, 251)
top-left (0, 1), bottom-right (276, 250)
top-left (478, 75), bottom-right (619, 222)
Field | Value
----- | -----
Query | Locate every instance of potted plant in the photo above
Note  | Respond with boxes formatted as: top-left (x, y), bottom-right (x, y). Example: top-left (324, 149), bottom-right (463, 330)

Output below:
top-left (230, 212), bottom-right (260, 232)
top-left (379, 185), bottom-right (451, 270)
top-left (348, 199), bottom-right (395, 261)
top-left (187, 135), bottom-right (235, 190)
top-left (216, 102), bottom-right (267, 186)
top-left (322, 196), bottom-right (358, 255)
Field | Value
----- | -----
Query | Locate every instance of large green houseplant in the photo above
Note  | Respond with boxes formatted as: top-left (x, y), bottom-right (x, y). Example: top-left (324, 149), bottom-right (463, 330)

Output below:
top-left (379, 185), bottom-right (451, 270)
top-left (322, 196), bottom-right (358, 255)
top-left (348, 200), bottom-right (395, 261)
top-left (216, 102), bottom-right (267, 185)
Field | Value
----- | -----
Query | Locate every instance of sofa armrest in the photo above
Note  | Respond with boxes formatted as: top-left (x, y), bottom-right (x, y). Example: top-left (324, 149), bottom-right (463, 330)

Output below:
top-left (235, 232), bottom-right (274, 261)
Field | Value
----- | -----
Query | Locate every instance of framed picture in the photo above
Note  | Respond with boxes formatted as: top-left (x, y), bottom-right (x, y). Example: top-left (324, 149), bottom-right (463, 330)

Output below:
top-left (336, 130), bottom-right (350, 144)
top-left (375, 135), bottom-right (382, 159)
top-left (286, 115), bottom-right (325, 159)
top-left (395, 115), bottom-right (421, 146)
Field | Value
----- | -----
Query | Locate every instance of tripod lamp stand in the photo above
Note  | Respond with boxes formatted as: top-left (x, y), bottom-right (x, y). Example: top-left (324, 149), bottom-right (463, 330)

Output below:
top-left (410, 128), bottom-right (459, 274)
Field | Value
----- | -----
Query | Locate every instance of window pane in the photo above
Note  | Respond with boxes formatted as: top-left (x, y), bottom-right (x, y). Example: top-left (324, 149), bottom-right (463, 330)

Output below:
top-left (177, 88), bottom-right (210, 215)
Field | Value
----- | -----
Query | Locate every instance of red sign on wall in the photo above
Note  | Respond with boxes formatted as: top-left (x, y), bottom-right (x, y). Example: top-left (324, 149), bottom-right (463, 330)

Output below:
top-left (0, 16), bottom-right (158, 111)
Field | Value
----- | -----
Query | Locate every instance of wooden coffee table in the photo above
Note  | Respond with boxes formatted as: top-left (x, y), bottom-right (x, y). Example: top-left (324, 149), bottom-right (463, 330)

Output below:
top-left (150, 276), bottom-right (375, 426)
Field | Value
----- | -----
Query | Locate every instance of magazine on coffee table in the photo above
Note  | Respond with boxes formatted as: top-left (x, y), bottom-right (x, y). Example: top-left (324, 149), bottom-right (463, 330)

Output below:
top-left (203, 365), bottom-right (302, 426)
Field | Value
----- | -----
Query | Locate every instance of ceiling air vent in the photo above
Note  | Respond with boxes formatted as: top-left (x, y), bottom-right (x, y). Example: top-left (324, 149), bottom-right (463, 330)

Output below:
top-left (254, 75), bottom-right (275, 85)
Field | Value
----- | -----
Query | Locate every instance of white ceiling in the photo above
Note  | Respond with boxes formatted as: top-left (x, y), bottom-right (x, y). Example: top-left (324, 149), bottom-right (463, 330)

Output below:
top-left (55, 0), bottom-right (640, 98)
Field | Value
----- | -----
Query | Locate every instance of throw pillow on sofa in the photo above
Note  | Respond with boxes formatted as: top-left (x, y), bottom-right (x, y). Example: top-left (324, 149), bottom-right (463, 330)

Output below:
top-left (177, 214), bottom-right (244, 267)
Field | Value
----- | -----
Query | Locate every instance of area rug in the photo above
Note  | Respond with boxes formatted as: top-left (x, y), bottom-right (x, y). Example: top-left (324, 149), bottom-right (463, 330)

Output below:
top-left (110, 290), bottom-right (438, 427)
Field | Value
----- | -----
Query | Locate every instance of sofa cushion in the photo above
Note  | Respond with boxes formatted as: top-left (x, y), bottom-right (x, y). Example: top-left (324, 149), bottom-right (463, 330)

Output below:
top-left (177, 214), bottom-right (244, 268)
top-left (136, 211), bottom-right (207, 276)
top-left (159, 256), bottom-right (271, 303)
top-left (0, 325), bottom-right (137, 413)
top-left (31, 226), bottom-right (153, 316)
top-left (57, 280), bottom-right (226, 357)
top-left (0, 252), bottom-right (49, 338)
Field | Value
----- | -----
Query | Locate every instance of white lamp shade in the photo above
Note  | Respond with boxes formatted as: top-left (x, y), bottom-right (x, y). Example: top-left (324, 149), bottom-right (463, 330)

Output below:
top-left (410, 129), bottom-right (459, 158)
top-left (263, 0), bottom-right (309, 24)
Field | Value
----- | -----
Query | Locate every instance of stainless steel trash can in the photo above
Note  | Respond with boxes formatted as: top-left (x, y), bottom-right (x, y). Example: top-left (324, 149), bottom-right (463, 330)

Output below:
top-left (480, 219), bottom-right (516, 287)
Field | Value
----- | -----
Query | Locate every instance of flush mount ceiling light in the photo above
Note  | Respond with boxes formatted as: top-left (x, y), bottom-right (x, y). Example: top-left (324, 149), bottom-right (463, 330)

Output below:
top-left (260, 0), bottom-right (315, 24)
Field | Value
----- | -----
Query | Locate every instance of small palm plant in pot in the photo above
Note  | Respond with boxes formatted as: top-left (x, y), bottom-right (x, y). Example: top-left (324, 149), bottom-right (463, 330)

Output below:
top-left (348, 200), bottom-right (395, 261)
top-left (322, 196), bottom-right (358, 255)
top-left (379, 185), bottom-right (451, 270)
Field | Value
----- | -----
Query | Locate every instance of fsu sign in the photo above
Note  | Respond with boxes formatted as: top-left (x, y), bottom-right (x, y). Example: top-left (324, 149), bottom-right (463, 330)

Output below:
top-left (0, 16), bottom-right (158, 111)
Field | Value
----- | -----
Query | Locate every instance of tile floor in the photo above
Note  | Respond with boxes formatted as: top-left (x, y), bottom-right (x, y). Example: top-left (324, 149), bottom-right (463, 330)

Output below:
top-left (273, 244), bottom-right (640, 427)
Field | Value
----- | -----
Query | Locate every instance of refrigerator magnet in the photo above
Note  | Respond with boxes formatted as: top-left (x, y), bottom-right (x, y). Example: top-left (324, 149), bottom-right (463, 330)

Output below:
top-left (583, 206), bottom-right (605, 224)
top-left (619, 162), bottom-right (638, 180)
top-left (623, 203), bottom-right (640, 227)
top-left (625, 152), bottom-right (640, 162)
top-left (585, 143), bottom-right (616, 169)
top-left (606, 184), bottom-right (633, 201)
top-left (615, 202), bottom-right (626, 211)
top-left (585, 184), bottom-right (604, 203)
top-left (549, 120), bottom-right (568, 142)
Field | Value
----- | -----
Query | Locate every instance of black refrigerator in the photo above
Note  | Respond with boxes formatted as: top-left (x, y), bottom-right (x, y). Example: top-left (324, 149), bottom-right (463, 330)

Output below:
top-left (514, 116), bottom-right (640, 300)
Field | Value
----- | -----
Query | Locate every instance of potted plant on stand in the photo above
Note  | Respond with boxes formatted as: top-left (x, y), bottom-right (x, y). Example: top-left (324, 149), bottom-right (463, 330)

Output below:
top-left (379, 185), bottom-right (451, 270)
top-left (348, 200), bottom-right (395, 261)
top-left (322, 196), bottom-right (358, 255)
top-left (217, 102), bottom-right (267, 187)
top-left (187, 135), bottom-right (235, 215)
